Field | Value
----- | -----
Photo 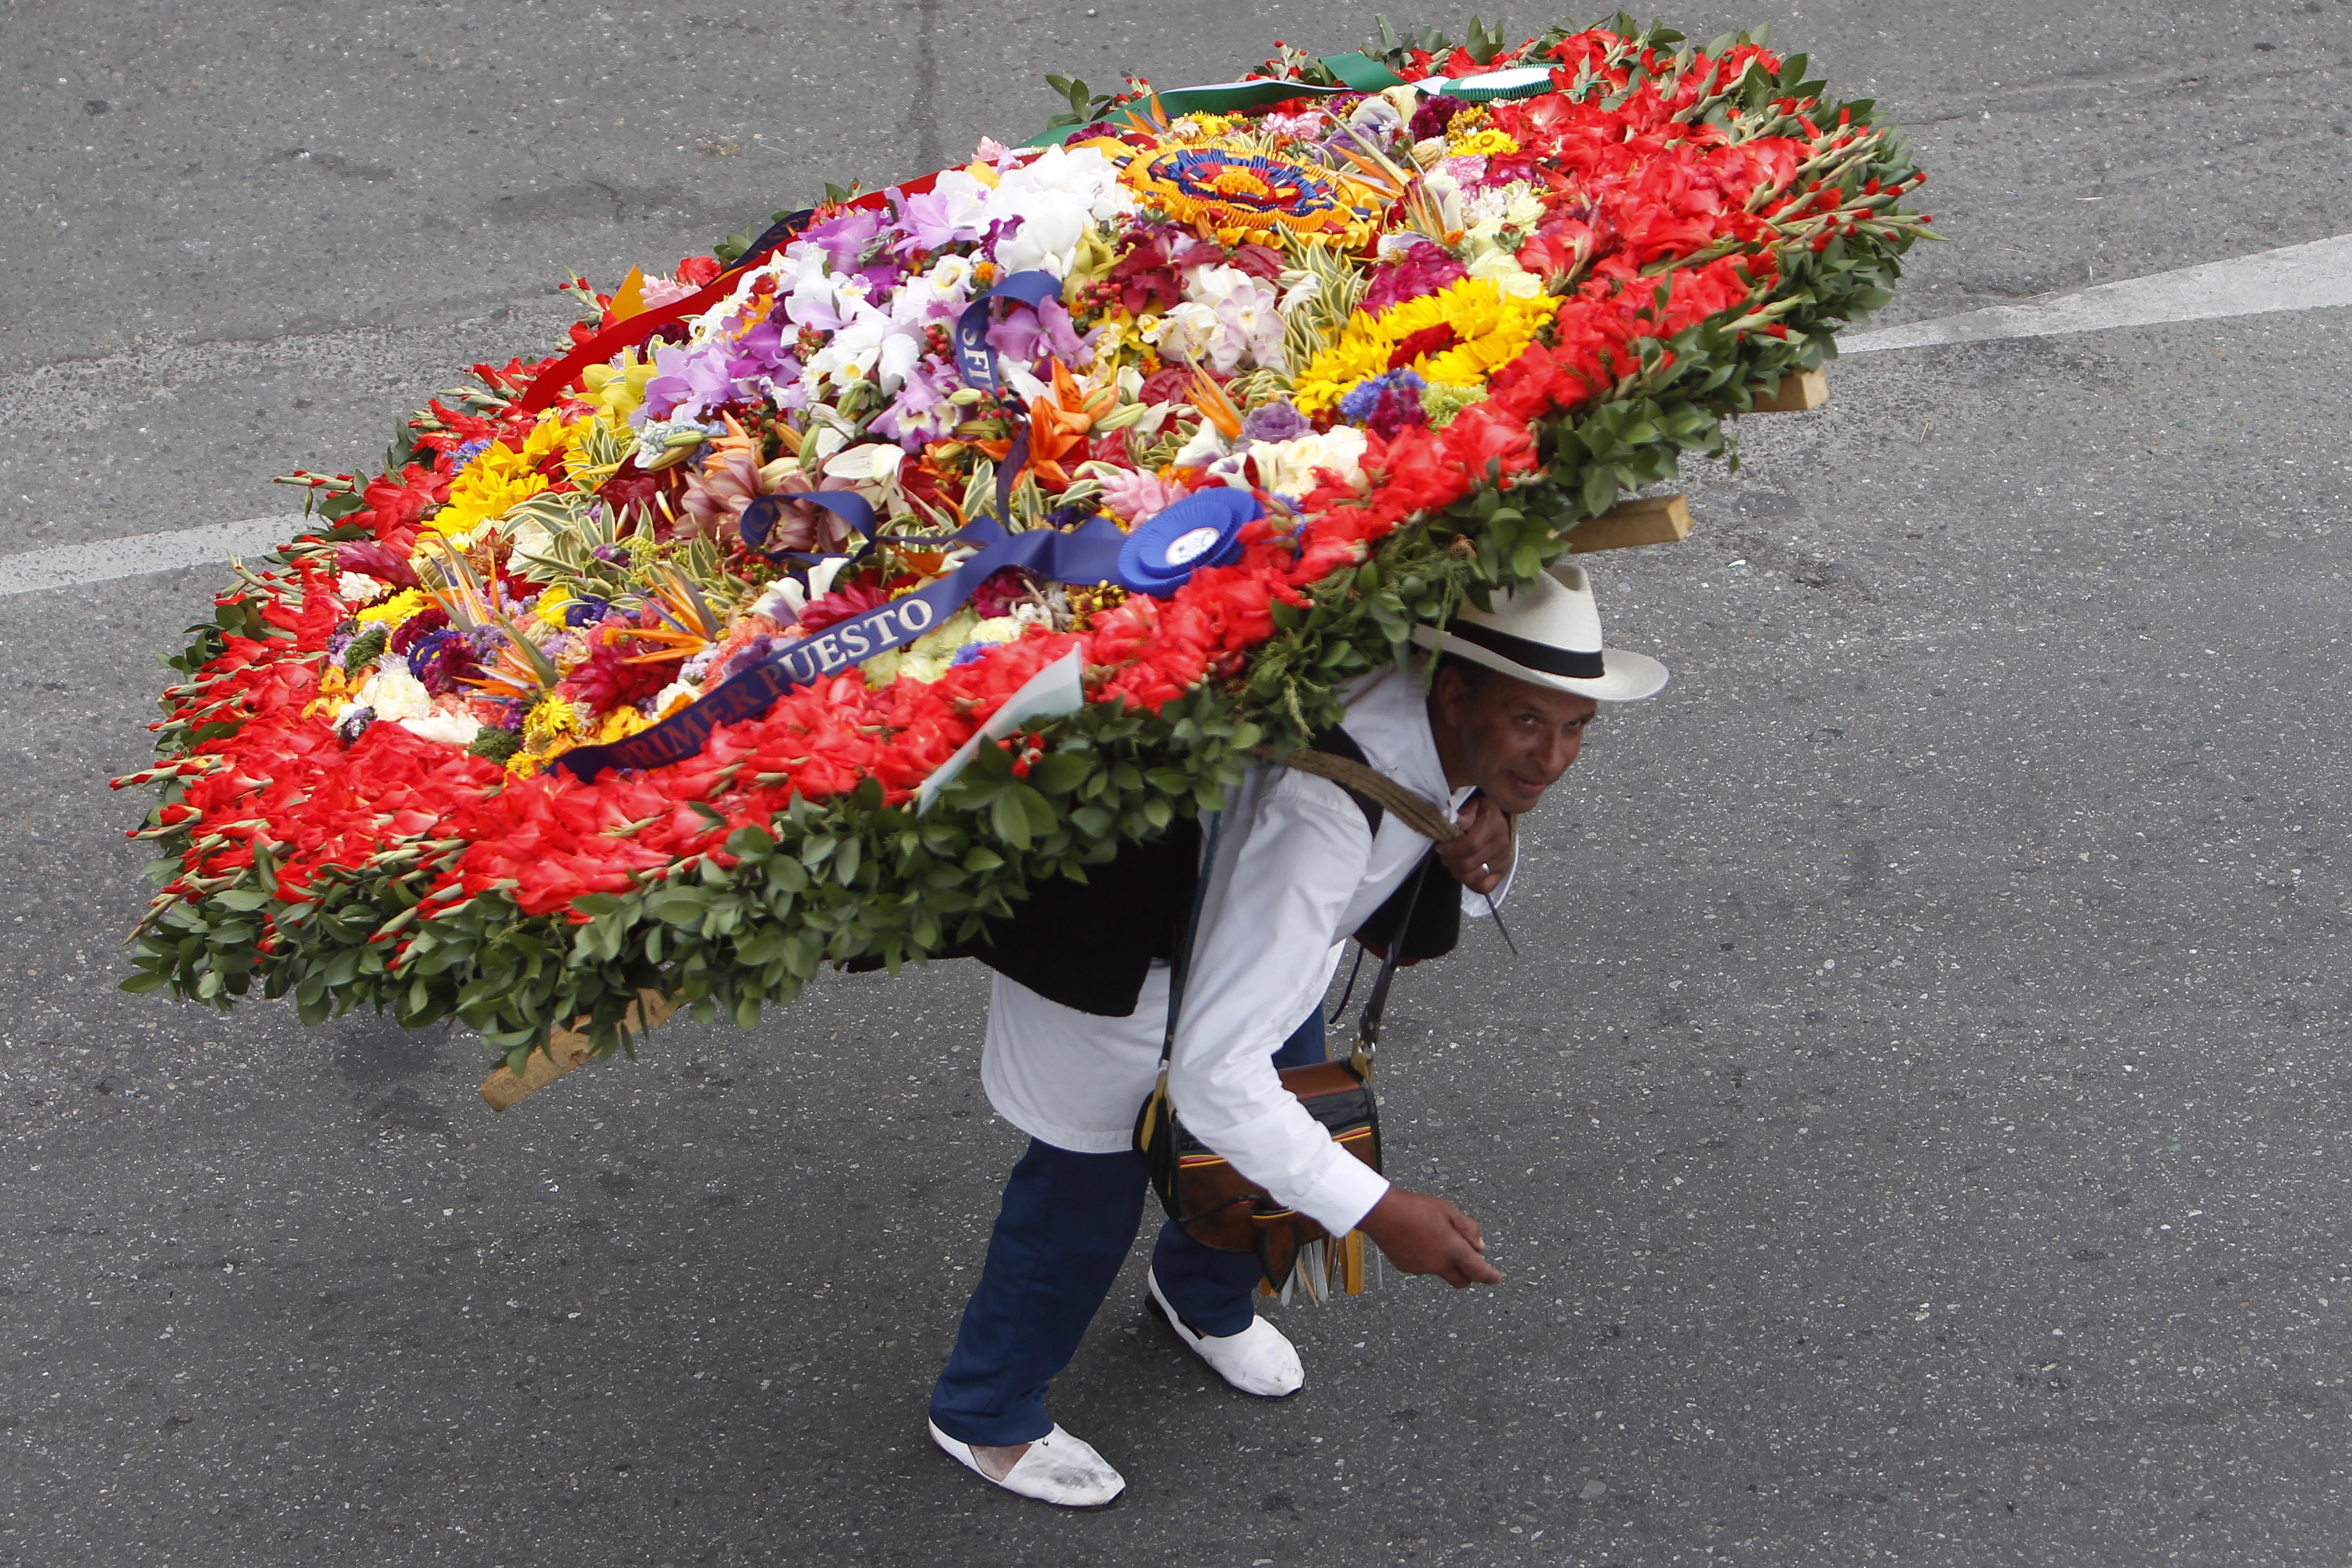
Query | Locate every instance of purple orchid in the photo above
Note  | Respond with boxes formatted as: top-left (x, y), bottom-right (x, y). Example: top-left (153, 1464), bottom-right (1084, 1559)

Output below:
top-left (870, 359), bottom-right (962, 450)
top-left (802, 207), bottom-right (884, 274)
top-left (894, 172), bottom-right (994, 254)
top-left (642, 340), bottom-right (739, 423)
top-left (985, 296), bottom-right (1099, 373)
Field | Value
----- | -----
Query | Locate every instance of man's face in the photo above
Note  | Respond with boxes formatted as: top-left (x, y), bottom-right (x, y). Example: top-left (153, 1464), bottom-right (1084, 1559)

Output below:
top-left (1431, 663), bottom-right (1599, 815)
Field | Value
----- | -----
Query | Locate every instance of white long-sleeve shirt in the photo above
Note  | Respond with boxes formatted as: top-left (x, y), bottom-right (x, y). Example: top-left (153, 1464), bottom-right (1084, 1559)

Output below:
top-left (980, 663), bottom-right (1510, 1234)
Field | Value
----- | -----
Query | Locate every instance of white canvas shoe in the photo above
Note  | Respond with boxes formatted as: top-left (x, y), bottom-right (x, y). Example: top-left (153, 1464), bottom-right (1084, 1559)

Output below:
top-left (1146, 1267), bottom-right (1305, 1398)
top-left (927, 1419), bottom-right (1125, 1509)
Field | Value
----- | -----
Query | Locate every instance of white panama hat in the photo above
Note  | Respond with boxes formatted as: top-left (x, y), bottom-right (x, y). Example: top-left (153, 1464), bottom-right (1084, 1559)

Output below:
top-left (1409, 562), bottom-right (1669, 703)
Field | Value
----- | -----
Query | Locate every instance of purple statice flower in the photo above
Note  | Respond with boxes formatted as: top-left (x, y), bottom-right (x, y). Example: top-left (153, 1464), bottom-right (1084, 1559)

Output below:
top-left (1363, 241), bottom-right (1468, 313)
top-left (336, 706), bottom-right (376, 746)
top-left (1241, 399), bottom-right (1314, 444)
top-left (870, 358), bottom-right (962, 450)
top-left (449, 436), bottom-right (493, 474)
top-left (1337, 368), bottom-right (1430, 440)
top-left (1408, 94), bottom-right (1472, 142)
top-left (949, 640), bottom-right (993, 668)
top-left (566, 593), bottom-right (612, 626)
top-left (325, 620), bottom-right (359, 661)
top-left (986, 296), bottom-right (1098, 373)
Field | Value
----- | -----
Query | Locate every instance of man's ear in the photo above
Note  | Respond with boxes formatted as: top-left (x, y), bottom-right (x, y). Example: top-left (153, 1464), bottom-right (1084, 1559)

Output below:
top-left (1430, 661), bottom-right (1471, 715)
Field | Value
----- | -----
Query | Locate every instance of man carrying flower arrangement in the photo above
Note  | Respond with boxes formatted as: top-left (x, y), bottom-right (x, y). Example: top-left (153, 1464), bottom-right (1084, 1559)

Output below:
top-left (926, 562), bottom-right (1667, 1507)
top-left (112, 19), bottom-right (1924, 1512)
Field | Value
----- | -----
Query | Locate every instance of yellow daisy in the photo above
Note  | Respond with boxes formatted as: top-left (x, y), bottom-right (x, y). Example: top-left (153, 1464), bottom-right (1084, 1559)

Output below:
top-left (1446, 128), bottom-right (1521, 158)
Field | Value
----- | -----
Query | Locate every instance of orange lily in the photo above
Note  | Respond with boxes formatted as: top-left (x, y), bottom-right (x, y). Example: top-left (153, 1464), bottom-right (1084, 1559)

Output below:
top-left (1009, 357), bottom-right (1120, 493)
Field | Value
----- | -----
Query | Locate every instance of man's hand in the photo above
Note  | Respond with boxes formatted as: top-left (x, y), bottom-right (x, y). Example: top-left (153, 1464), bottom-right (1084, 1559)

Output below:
top-left (1358, 1188), bottom-right (1503, 1286)
top-left (1437, 796), bottom-right (1514, 897)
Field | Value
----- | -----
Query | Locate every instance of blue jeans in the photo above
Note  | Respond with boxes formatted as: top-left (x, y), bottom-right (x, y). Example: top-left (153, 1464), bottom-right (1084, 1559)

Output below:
top-left (928, 1012), bottom-right (1328, 1446)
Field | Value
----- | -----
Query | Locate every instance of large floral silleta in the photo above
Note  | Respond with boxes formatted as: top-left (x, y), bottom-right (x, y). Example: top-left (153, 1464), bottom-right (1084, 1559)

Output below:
top-left (117, 18), bottom-right (1930, 1073)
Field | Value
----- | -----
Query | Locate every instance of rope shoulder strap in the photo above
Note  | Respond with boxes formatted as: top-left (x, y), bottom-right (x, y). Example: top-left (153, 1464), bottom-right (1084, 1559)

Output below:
top-left (1255, 742), bottom-right (1464, 845)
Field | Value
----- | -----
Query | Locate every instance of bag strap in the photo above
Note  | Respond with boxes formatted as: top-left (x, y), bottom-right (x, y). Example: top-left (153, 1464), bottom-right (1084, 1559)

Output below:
top-left (1347, 854), bottom-right (1433, 1077)
top-left (1136, 810), bottom-right (1224, 1157)
top-left (1257, 742), bottom-right (1463, 845)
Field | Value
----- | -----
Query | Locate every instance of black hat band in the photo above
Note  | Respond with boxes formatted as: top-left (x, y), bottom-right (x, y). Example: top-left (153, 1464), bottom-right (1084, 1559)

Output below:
top-left (1443, 618), bottom-right (1605, 680)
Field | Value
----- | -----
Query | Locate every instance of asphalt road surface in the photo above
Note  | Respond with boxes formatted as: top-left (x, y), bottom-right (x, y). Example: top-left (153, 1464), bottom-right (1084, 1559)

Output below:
top-left (5, 1), bottom-right (2351, 1564)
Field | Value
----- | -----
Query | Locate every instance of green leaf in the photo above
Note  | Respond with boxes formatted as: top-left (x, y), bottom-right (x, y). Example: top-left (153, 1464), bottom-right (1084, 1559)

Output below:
top-left (726, 826), bottom-right (775, 860)
top-left (1029, 752), bottom-right (1093, 796)
top-left (989, 790), bottom-right (1034, 850)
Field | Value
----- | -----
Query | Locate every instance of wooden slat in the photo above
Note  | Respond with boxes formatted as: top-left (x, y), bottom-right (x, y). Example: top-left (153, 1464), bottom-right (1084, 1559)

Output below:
top-left (1566, 493), bottom-right (1694, 554)
top-left (1749, 367), bottom-right (1828, 413)
top-left (478, 989), bottom-right (682, 1112)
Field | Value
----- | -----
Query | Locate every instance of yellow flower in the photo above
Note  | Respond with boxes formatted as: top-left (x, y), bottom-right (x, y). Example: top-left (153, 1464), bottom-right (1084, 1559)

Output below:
top-left (1446, 128), bottom-right (1521, 158)
top-left (518, 411), bottom-right (590, 468)
top-left (535, 582), bottom-right (574, 627)
top-left (1288, 336), bottom-right (1396, 412)
top-left (1291, 278), bottom-right (1563, 414)
top-left (594, 707), bottom-right (653, 744)
top-left (523, 698), bottom-right (584, 747)
top-left (430, 442), bottom-right (550, 537)
top-left (580, 346), bottom-right (658, 424)
top-left (356, 588), bottom-right (427, 629)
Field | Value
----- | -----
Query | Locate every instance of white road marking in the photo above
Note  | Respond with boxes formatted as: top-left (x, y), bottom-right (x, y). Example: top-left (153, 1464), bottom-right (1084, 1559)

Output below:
top-left (1841, 231), bottom-right (2352, 353)
top-left (5, 231), bottom-right (2350, 599)
top-left (0, 515), bottom-right (309, 597)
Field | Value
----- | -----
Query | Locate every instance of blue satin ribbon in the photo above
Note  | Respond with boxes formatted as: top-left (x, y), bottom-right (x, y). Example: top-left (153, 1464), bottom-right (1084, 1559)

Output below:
top-left (737, 487), bottom-right (878, 563)
top-left (953, 270), bottom-right (1063, 392)
top-left (553, 513), bottom-right (1127, 782)
top-left (956, 269), bottom-right (1060, 519)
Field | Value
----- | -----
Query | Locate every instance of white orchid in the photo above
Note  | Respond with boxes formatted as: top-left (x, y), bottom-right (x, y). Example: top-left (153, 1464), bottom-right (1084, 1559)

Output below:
top-left (983, 146), bottom-right (1136, 277)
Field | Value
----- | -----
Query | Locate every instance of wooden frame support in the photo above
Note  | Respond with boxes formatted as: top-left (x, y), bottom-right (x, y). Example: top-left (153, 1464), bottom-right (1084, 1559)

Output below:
top-left (478, 989), bottom-right (683, 1111)
top-left (1567, 493), bottom-right (1694, 554)
top-left (1749, 367), bottom-right (1828, 413)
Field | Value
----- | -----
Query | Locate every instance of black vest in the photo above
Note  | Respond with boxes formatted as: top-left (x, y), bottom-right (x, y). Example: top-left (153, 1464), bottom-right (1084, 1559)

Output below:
top-left (933, 727), bottom-right (1462, 1017)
